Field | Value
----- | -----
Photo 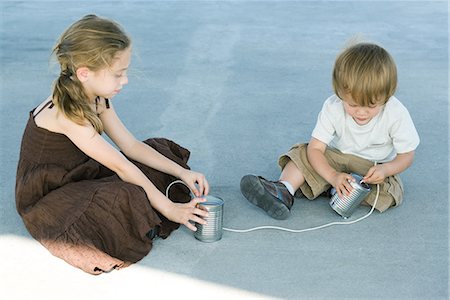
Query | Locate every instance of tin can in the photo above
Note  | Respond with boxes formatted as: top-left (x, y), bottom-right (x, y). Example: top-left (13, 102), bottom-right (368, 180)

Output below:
top-left (329, 173), bottom-right (371, 219)
top-left (194, 195), bottom-right (224, 242)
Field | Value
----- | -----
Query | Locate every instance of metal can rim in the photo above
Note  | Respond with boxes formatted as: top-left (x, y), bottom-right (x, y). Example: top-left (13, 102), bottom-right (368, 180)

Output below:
top-left (201, 195), bottom-right (224, 206)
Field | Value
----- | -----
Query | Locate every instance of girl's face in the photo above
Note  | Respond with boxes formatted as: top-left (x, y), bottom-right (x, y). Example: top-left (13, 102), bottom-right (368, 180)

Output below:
top-left (340, 93), bottom-right (383, 125)
top-left (83, 47), bottom-right (131, 101)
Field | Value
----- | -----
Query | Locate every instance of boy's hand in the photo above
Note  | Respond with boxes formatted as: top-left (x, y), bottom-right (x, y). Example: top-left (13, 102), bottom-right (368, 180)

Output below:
top-left (363, 165), bottom-right (386, 184)
top-left (331, 172), bottom-right (355, 198)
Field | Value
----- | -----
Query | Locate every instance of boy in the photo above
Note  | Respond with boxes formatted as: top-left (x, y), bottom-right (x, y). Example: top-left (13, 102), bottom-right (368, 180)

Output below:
top-left (240, 42), bottom-right (420, 220)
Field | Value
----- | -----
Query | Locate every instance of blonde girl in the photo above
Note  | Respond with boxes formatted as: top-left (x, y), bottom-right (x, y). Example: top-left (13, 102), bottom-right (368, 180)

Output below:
top-left (16, 14), bottom-right (209, 274)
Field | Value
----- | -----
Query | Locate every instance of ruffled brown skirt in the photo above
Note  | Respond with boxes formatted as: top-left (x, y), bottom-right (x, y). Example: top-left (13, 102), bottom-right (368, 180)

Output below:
top-left (16, 117), bottom-right (191, 275)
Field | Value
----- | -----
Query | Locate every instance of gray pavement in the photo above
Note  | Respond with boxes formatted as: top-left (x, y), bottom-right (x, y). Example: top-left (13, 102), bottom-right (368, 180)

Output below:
top-left (0, 1), bottom-right (448, 299)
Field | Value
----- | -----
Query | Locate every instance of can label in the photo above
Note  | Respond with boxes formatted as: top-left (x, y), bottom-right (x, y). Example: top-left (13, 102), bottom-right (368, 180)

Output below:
top-left (329, 173), bottom-right (371, 218)
top-left (194, 196), bottom-right (224, 242)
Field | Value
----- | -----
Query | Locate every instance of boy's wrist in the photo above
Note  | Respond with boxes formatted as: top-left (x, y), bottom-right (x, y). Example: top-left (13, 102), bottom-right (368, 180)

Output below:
top-left (378, 162), bottom-right (396, 178)
top-left (323, 169), bottom-right (339, 186)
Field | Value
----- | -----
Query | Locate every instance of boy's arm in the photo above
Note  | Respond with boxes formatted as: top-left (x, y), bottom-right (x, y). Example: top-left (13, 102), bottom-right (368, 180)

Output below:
top-left (363, 151), bottom-right (415, 184)
top-left (307, 137), bottom-right (355, 197)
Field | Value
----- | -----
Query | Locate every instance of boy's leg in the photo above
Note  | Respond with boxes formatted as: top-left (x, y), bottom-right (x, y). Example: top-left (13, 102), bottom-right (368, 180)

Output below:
top-left (240, 161), bottom-right (304, 220)
top-left (240, 143), bottom-right (324, 220)
top-left (279, 144), bottom-right (337, 199)
top-left (240, 174), bottom-right (295, 220)
top-left (279, 160), bottom-right (305, 192)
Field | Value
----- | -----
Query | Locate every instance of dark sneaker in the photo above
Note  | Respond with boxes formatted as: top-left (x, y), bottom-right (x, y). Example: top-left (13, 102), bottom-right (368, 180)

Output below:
top-left (240, 175), bottom-right (294, 220)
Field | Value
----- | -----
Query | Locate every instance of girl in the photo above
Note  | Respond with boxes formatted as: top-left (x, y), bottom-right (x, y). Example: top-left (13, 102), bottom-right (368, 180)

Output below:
top-left (15, 14), bottom-right (209, 274)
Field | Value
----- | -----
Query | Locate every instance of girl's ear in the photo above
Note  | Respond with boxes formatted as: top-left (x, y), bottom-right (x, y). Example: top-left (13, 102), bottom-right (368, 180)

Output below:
top-left (76, 67), bottom-right (90, 83)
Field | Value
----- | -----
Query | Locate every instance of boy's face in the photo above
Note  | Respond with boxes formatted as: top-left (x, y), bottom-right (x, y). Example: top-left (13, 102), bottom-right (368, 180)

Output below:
top-left (340, 93), bottom-right (383, 125)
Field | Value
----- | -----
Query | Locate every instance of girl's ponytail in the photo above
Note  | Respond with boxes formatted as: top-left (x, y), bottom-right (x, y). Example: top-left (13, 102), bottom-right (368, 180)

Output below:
top-left (52, 67), bottom-right (103, 133)
top-left (50, 14), bottom-right (130, 134)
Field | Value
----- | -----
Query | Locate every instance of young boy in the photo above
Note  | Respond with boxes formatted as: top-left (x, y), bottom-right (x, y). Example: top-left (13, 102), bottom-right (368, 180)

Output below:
top-left (240, 42), bottom-right (420, 220)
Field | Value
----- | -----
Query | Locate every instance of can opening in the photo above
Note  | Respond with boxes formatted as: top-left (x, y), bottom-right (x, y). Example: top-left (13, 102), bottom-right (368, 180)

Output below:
top-left (359, 180), bottom-right (370, 190)
top-left (201, 196), bottom-right (224, 206)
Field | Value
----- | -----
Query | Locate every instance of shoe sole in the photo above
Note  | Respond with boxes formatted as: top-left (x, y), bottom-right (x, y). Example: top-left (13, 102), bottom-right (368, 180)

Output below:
top-left (240, 175), bottom-right (290, 220)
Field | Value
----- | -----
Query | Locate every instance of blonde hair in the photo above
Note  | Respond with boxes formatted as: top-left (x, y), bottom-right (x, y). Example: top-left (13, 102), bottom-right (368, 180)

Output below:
top-left (332, 42), bottom-right (397, 107)
top-left (52, 14), bottom-right (131, 133)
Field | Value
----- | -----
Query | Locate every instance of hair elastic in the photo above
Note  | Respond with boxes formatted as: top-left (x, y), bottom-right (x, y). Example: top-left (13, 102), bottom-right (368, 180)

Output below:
top-left (60, 69), bottom-right (73, 79)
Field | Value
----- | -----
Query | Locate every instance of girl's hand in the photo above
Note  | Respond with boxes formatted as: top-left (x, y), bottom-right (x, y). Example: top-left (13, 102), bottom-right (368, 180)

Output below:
top-left (330, 172), bottom-right (355, 198)
top-left (167, 197), bottom-right (210, 231)
top-left (363, 165), bottom-right (386, 184)
top-left (179, 169), bottom-right (209, 197)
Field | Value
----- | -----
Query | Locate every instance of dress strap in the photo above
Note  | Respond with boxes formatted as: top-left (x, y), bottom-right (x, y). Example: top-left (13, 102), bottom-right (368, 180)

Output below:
top-left (94, 97), bottom-right (110, 116)
top-left (33, 100), bottom-right (54, 117)
top-left (95, 97), bottom-right (99, 115)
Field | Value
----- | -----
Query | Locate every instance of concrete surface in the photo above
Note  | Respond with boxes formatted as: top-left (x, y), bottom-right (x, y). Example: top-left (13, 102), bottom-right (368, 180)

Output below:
top-left (0, 1), bottom-right (448, 299)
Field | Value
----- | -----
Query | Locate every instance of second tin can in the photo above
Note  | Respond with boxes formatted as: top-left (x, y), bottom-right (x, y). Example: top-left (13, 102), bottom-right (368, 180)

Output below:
top-left (194, 195), bottom-right (224, 242)
top-left (329, 173), bottom-right (371, 219)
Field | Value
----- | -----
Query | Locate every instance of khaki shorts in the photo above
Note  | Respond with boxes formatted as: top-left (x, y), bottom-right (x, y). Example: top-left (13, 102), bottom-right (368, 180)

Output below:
top-left (278, 143), bottom-right (404, 212)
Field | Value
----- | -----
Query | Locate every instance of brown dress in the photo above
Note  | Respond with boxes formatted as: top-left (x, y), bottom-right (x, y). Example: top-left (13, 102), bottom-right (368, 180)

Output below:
top-left (15, 103), bottom-right (191, 274)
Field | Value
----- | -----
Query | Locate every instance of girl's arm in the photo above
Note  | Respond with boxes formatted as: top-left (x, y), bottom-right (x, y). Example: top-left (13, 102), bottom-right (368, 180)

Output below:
top-left (306, 137), bottom-right (355, 198)
top-left (58, 114), bottom-right (208, 231)
top-left (99, 100), bottom-right (208, 196)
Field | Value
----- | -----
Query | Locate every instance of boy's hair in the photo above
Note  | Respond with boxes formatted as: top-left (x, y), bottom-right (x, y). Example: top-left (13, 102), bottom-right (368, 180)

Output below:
top-left (332, 42), bottom-right (397, 107)
top-left (52, 14), bottom-right (131, 133)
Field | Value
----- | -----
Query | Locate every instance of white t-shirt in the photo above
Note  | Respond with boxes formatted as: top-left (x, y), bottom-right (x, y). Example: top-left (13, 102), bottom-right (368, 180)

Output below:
top-left (311, 94), bottom-right (420, 163)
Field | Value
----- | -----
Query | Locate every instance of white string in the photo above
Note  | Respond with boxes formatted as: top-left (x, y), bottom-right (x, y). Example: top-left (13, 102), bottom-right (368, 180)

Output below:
top-left (222, 162), bottom-right (380, 233)
top-left (165, 164), bottom-right (380, 234)
top-left (165, 179), bottom-right (191, 198)
top-left (222, 183), bottom-right (379, 233)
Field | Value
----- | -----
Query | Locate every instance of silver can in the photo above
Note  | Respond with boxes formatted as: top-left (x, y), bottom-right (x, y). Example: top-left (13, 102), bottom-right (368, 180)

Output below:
top-left (194, 195), bottom-right (224, 242)
top-left (329, 173), bottom-right (371, 219)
